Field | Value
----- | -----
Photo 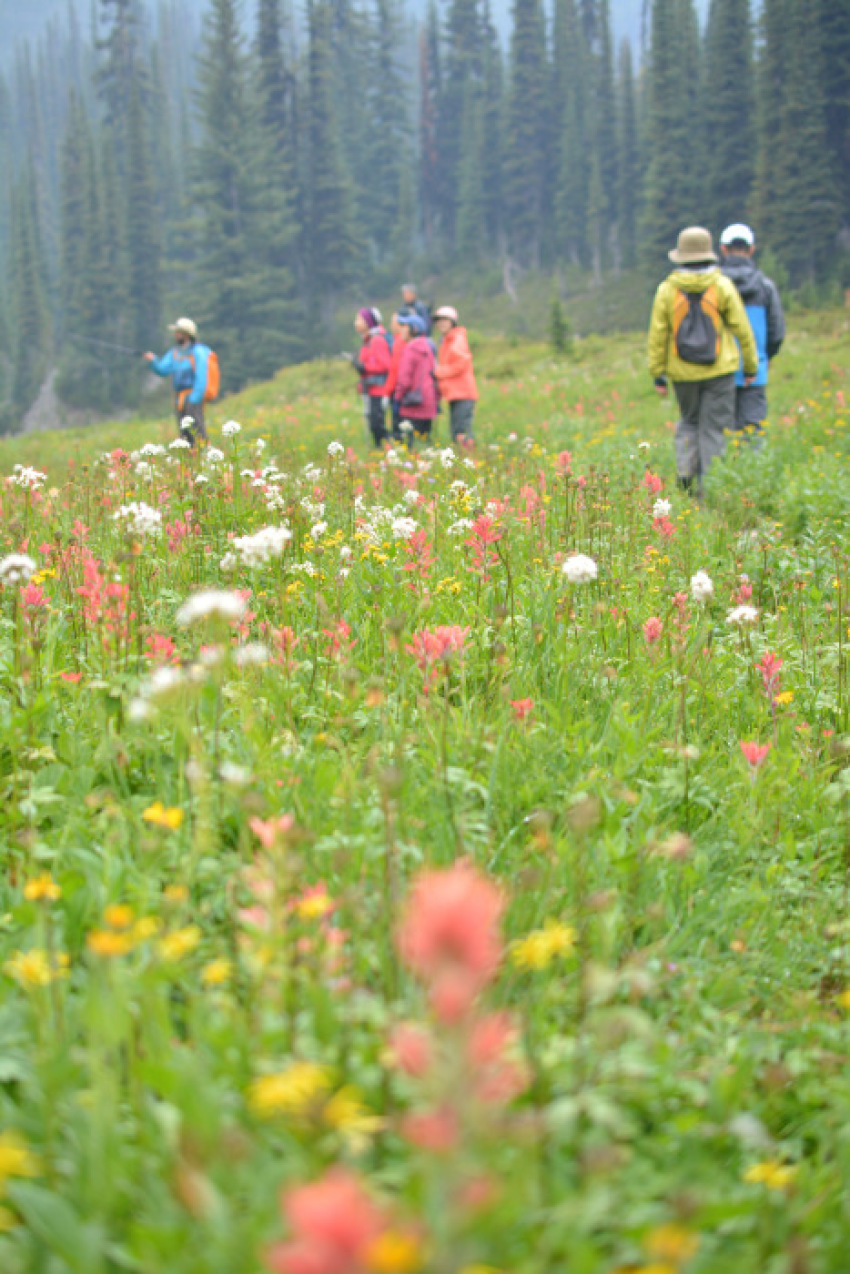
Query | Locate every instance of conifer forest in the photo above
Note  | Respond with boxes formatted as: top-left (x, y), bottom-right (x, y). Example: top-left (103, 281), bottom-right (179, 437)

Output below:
top-left (0, 0), bottom-right (848, 430)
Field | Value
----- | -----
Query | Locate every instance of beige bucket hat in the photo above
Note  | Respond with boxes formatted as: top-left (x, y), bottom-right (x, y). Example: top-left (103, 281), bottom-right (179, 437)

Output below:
top-left (668, 227), bottom-right (718, 265)
top-left (168, 317), bottom-right (198, 339)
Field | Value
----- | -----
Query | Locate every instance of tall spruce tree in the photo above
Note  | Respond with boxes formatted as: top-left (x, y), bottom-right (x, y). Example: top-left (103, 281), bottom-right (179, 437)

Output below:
top-left (553, 0), bottom-right (590, 264)
top-left (125, 78), bottom-right (161, 356)
top-left (438, 0), bottom-right (483, 248)
top-left (418, 4), bottom-right (442, 250)
top-left (617, 39), bottom-right (638, 269)
top-left (818, 0), bottom-right (850, 230)
top-left (367, 0), bottom-right (410, 262)
top-left (10, 164), bottom-right (52, 418)
top-left (194, 0), bottom-right (297, 384)
top-left (303, 0), bottom-right (359, 325)
top-left (504, 0), bottom-right (547, 265)
top-left (703, 0), bottom-right (754, 233)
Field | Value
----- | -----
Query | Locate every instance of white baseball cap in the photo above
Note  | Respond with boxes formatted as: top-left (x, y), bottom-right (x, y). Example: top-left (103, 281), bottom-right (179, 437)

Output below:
top-left (720, 223), bottom-right (755, 247)
top-left (432, 306), bottom-right (459, 324)
top-left (168, 317), bottom-right (198, 339)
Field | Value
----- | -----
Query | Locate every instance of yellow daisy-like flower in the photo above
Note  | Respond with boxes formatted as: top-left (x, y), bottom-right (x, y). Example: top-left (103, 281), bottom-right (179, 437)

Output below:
top-left (644, 1223), bottom-right (700, 1262)
top-left (743, 1160), bottom-right (798, 1190)
top-left (87, 930), bottom-right (134, 958)
top-left (837, 989), bottom-right (850, 1010)
top-left (323, 1086), bottom-right (385, 1149)
top-left (0, 1131), bottom-right (41, 1192)
top-left (23, 874), bottom-right (61, 903)
top-left (131, 917), bottom-right (162, 943)
top-left (510, 919), bottom-right (576, 971)
top-left (202, 958), bottom-right (233, 987)
top-left (103, 904), bottom-right (134, 930)
top-left (366, 1231), bottom-right (422, 1274)
top-left (142, 802), bottom-right (185, 831)
top-left (164, 884), bottom-right (190, 904)
top-left (158, 925), bottom-right (202, 962)
top-left (773, 691), bottom-right (794, 707)
top-left (5, 949), bottom-right (68, 987)
top-left (247, 1062), bottom-right (331, 1118)
top-left (294, 893), bottom-right (334, 921)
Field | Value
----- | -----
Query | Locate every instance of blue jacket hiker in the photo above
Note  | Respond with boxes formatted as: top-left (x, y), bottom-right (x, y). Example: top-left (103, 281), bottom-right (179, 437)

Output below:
top-left (720, 224), bottom-right (786, 437)
top-left (144, 317), bottom-right (211, 446)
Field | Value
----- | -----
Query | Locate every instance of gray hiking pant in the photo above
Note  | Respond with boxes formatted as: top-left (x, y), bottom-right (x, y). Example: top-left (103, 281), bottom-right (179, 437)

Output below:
top-left (449, 399), bottom-right (475, 443)
top-left (673, 374), bottom-right (735, 490)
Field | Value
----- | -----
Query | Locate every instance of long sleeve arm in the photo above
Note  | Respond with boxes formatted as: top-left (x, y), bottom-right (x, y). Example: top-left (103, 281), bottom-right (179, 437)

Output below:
top-left (722, 285), bottom-right (758, 377)
top-left (150, 350), bottom-right (175, 379)
top-left (765, 280), bottom-right (786, 360)
top-left (647, 285), bottom-right (670, 379)
top-left (188, 345), bottom-right (209, 405)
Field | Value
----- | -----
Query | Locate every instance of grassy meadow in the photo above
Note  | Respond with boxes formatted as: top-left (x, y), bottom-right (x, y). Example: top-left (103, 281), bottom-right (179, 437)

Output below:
top-left (1, 307), bottom-right (850, 1273)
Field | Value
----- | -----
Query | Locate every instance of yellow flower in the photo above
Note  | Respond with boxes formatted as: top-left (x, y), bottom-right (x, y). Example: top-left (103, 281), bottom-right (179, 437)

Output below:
top-left (0, 1131), bottom-right (41, 1191)
top-left (5, 949), bottom-right (68, 986)
top-left (202, 958), bottom-right (233, 986)
top-left (456, 1267), bottom-right (503, 1274)
top-left (644, 1223), bottom-right (699, 1262)
top-left (158, 925), bottom-right (202, 962)
top-left (87, 930), bottom-right (134, 958)
top-left (510, 919), bottom-right (576, 971)
top-left (164, 884), bottom-right (190, 904)
top-left (143, 802), bottom-right (184, 831)
top-left (103, 904), bottom-right (134, 930)
top-left (0, 1204), bottom-right (16, 1231)
top-left (774, 691), bottom-right (794, 707)
top-left (294, 893), bottom-right (334, 921)
top-left (743, 1160), bottom-right (798, 1190)
top-left (366, 1231), bottom-right (422, 1273)
top-left (23, 874), bottom-right (61, 903)
top-left (132, 917), bottom-right (162, 943)
top-left (248, 1062), bottom-right (331, 1118)
top-left (837, 989), bottom-right (850, 1010)
top-left (323, 1086), bottom-right (385, 1148)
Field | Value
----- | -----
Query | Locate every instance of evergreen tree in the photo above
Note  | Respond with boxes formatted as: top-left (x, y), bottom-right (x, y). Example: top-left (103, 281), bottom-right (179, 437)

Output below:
top-left (480, 2), bottom-right (504, 252)
top-left (617, 39), bottom-right (638, 268)
top-left (125, 78), bottom-right (161, 355)
top-left (10, 164), bottom-right (52, 419)
top-left (303, 0), bottom-right (358, 325)
top-left (419, 3), bottom-right (443, 250)
top-left (553, 0), bottom-right (589, 264)
top-left (504, 0), bottom-right (547, 265)
top-left (367, 0), bottom-right (410, 261)
top-left (594, 0), bottom-right (618, 261)
top-left (194, 0), bottom-right (297, 385)
top-left (640, 0), bottom-right (703, 268)
top-left (702, 0), bottom-right (754, 233)
top-left (818, 0), bottom-right (850, 229)
top-left (438, 0), bottom-right (484, 248)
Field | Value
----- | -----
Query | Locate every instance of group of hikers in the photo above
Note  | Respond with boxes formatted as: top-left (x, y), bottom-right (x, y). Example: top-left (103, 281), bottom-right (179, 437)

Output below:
top-left (144, 226), bottom-right (784, 495)
top-left (649, 221), bottom-right (786, 496)
top-left (348, 283), bottom-right (478, 449)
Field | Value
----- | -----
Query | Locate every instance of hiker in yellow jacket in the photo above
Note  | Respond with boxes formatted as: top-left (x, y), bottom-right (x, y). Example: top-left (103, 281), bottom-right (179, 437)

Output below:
top-left (648, 226), bottom-right (758, 496)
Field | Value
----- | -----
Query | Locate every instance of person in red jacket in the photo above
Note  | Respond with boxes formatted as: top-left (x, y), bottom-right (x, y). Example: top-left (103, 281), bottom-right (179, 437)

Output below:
top-left (352, 307), bottom-right (392, 447)
top-left (382, 313), bottom-right (407, 442)
top-left (394, 314), bottom-right (439, 445)
top-left (433, 305), bottom-right (478, 444)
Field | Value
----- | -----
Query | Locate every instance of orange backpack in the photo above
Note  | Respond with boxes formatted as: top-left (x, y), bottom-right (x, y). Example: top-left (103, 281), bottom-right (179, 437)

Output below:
top-left (672, 284), bottom-right (721, 365)
top-left (203, 349), bottom-right (221, 402)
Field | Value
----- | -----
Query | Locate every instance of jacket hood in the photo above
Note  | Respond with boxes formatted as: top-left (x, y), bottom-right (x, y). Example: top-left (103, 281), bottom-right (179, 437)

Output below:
top-left (667, 266), bottom-right (722, 292)
top-left (721, 255), bottom-right (762, 301)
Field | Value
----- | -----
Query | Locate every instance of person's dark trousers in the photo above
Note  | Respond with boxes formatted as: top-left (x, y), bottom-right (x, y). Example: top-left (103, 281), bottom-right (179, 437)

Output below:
top-left (366, 396), bottom-right (388, 448)
top-left (176, 401), bottom-right (208, 447)
top-left (732, 385), bottom-right (768, 450)
top-left (673, 373), bottom-right (735, 496)
top-left (400, 417), bottom-right (432, 448)
top-left (391, 400), bottom-right (403, 442)
top-left (449, 400), bottom-right (475, 443)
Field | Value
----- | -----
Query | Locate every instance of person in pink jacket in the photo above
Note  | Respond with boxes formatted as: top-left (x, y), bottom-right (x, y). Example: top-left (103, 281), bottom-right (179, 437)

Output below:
top-left (393, 314), bottom-right (439, 445)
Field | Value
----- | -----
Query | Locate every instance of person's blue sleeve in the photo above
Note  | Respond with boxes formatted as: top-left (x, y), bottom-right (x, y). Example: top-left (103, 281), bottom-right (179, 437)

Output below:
top-left (150, 350), bottom-right (174, 378)
top-left (188, 345), bottom-right (209, 405)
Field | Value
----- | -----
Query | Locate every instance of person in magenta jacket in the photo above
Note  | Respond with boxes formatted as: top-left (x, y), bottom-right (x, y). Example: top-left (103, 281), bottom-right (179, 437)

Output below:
top-left (393, 314), bottom-right (439, 445)
top-left (352, 307), bottom-right (392, 447)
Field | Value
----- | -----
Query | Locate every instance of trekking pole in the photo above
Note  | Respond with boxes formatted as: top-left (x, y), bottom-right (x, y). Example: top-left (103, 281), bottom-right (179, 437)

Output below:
top-left (66, 333), bottom-right (144, 357)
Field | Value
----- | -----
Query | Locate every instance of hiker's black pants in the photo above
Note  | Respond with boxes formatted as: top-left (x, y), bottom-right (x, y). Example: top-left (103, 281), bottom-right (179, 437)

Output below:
top-left (365, 395), bottom-right (388, 448)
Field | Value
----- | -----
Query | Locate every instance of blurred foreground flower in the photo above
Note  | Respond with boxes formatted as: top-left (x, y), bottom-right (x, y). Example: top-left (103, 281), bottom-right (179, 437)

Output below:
top-left (397, 862), bottom-right (504, 1022)
top-left (511, 919), bottom-right (576, 971)
top-left (176, 589), bottom-right (246, 627)
top-left (265, 1169), bottom-right (388, 1274)
top-left (23, 874), bottom-right (61, 902)
top-left (562, 553), bottom-right (597, 584)
top-left (143, 801), bottom-right (184, 830)
top-left (0, 1131), bottom-right (41, 1191)
top-left (690, 570), bottom-right (713, 603)
top-left (743, 1160), bottom-right (797, 1191)
top-left (249, 1062), bottom-right (331, 1118)
top-left (5, 949), bottom-right (69, 986)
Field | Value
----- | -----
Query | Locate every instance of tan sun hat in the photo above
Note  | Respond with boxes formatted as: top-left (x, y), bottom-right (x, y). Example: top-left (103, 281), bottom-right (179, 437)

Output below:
top-left (432, 305), bottom-right (459, 324)
top-left (668, 227), bottom-right (718, 265)
top-left (168, 317), bottom-right (198, 339)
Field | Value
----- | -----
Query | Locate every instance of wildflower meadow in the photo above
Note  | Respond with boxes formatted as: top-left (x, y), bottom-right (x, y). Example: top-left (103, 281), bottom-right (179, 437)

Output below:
top-left (2, 312), bottom-right (850, 1273)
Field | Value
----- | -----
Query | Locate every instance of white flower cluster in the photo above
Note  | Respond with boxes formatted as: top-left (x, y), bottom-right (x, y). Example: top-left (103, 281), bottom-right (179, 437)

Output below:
top-left (176, 589), bottom-right (246, 627)
top-left (562, 553), bottom-right (598, 585)
top-left (327, 440), bottom-right (345, 457)
top-left (139, 443), bottom-right (166, 458)
top-left (690, 570), bottom-right (714, 603)
top-left (221, 420), bottom-right (242, 438)
top-left (234, 642), bottom-right (269, 668)
top-left (726, 605), bottom-right (759, 626)
top-left (170, 437), bottom-right (192, 452)
top-left (233, 524), bottom-right (293, 568)
top-left (128, 665), bottom-right (185, 721)
top-left (448, 518), bottom-right (474, 537)
top-left (10, 465), bottom-right (47, 490)
top-left (113, 501), bottom-right (162, 538)
top-left (290, 561), bottom-right (317, 578)
top-left (0, 553), bottom-right (37, 585)
top-left (205, 447), bottom-right (225, 465)
top-left (391, 516), bottom-right (418, 541)
top-left (652, 498), bottom-right (672, 519)
top-left (310, 521), bottom-right (328, 540)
